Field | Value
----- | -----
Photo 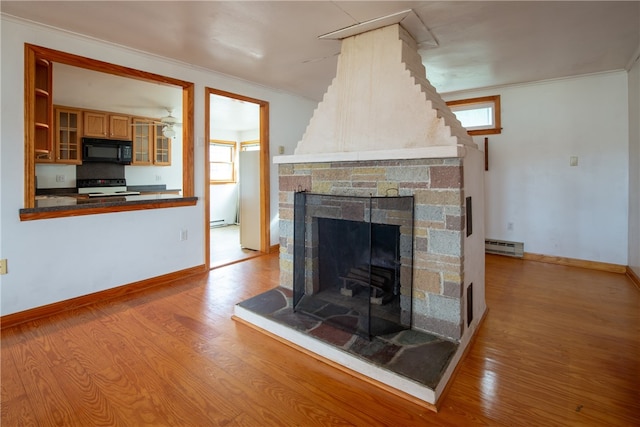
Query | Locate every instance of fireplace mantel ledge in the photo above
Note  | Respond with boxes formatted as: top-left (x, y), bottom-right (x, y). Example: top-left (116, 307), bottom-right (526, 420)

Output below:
top-left (274, 145), bottom-right (467, 164)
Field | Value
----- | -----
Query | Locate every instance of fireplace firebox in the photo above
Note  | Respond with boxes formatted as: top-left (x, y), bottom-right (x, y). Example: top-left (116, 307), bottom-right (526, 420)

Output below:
top-left (292, 192), bottom-right (414, 339)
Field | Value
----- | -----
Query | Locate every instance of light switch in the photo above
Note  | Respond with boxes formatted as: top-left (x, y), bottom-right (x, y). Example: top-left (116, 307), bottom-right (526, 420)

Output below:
top-left (570, 156), bottom-right (578, 167)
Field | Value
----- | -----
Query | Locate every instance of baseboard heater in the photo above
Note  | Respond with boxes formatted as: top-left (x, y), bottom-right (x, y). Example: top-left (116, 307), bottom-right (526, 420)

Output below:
top-left (210, 219), bottom-right (226, 228)
top-left (485, 239), bottom-right (524, 258)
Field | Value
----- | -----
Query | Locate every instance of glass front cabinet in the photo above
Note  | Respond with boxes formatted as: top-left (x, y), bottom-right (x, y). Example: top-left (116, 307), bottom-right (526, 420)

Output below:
top-left (154, 124), bottom-right (171, 166)
top-left (132, 118), bottom-right (153, 165)
top-left (54, 107), bottom-right (82, 164)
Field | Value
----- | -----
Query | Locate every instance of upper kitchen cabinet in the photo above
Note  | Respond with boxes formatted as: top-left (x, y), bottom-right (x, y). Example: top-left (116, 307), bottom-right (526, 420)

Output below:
top-left (33, 56), bottom-right (54, 163)
top-left (83, 111), bottom-right (131, 139)
top-left (154, 124), bottom-right (171, 166)
top-left (131, 118), bottom-right (172, 166)
top-left (132, 118), bottom-right (153, 165)
top-left (54, 106), bottom-right (82, 164)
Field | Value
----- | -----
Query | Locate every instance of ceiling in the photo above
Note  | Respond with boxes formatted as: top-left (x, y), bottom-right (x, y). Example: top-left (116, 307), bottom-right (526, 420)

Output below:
top-left (53, 63), bottom-right (184, 121)
top-left (2, 1), bottom-right (639, 102)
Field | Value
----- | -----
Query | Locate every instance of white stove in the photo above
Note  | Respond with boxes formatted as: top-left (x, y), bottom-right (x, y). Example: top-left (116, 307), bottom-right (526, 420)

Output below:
top-left (77, 179), bottom-right (140, 197)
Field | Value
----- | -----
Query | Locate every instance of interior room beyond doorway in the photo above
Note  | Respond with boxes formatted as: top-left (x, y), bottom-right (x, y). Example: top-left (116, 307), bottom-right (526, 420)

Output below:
top-left (207, 90), bottom-right (269, 269)
top-left (210, 224), bottom-right (262, 268)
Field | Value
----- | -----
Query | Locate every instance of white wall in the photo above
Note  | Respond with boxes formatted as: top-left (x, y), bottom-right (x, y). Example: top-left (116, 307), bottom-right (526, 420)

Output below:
top-left (240, 129), bottom-right (260, 141)
top-left (210, 184), bottom-right (239, 226)
top-left (0, 16), bottom-right (316, 315)
top-left (628, 56), bottom-right (640, 275)
top-left (267, 95), bottom-right (319, 243)
top-left (444, 71), bottom-right (629, 265)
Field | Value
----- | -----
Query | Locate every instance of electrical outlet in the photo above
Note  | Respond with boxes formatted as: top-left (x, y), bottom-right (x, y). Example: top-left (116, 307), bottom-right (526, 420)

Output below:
top-left (180, 229), bottom-right (188, 241)
top-left (570, 156), bottom-right (578, 167)
top-left (55, 175), bottom-right (65, 182)
top-left (0, 259), bottom-right (7, 275)
top-left (507, 222), bottom-right (514, 231)
top-left (156, 175), bottom-right (162, 182)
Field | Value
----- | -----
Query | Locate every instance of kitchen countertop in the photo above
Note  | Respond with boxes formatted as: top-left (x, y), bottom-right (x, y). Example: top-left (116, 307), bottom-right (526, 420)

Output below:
top-left (21, 189), bottom-right (197, 217)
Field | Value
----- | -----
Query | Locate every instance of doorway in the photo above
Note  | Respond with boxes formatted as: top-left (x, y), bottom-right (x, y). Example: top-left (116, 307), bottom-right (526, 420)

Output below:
top-left (205, 88), bottom-right (270, 269)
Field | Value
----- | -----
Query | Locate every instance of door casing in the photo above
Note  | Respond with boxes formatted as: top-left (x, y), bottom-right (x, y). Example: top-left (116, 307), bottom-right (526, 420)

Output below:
top-left (204, 88), bottom-right (270, 269)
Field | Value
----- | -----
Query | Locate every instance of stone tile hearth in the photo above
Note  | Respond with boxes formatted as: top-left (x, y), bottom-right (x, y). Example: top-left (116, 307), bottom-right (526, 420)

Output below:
top-left (237, 286), bottom-right (458, 390)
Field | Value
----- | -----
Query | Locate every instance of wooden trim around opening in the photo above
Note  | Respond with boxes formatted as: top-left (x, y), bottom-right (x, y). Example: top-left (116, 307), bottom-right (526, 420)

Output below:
top-left (1, 264), bottom-right (207, 330)
top-left (23, 43), bottom-right (195, 213)
top-left (523, 252), bottom-right (627, 274)
top-left (205, 87), bottom-right (270, 256)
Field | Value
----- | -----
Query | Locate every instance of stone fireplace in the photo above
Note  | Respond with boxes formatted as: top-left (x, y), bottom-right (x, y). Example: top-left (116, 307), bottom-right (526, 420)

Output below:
top-left (234, 19), bottom-right (486, 409)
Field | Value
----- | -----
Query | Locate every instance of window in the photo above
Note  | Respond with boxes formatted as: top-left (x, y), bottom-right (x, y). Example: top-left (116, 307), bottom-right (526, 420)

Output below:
top-left (446, 95), bottom-right (501, 135)
top-left (210, 140), bottom-right (236, 183)
top-left (240, 140), bottom-right (260, 151)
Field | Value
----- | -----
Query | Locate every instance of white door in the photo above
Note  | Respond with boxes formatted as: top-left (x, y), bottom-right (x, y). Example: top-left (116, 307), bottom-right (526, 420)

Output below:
top-left (239, 150), bottom-right (260, 250)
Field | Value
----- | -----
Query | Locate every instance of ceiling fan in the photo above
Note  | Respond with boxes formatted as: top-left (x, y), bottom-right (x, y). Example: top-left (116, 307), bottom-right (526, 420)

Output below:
top-left (159, 110), bottom-right (181, 138)
top-left (131, 108), bottom-right (181, 138)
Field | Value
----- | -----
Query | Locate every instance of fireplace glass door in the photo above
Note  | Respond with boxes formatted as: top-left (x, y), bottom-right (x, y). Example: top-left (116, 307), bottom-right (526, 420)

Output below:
top-left (293, 192), bottom-right (414, 339)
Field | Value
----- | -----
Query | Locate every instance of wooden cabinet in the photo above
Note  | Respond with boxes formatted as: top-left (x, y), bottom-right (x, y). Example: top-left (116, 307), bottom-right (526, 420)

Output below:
top-left (51, 108), bottom-right (170, 167)
top-left (34, 57), bottom-right (54, 163)
top-left (83, 112), bottom-right (131, 139)
top-left (131, 119), bottom-right (172, 166)
top-left (132, 118), bottom-right (153, 165)
top-left (54, 107), bottom-right (82, 164)
top-left (83, 111), bottom-right (107, 137)
top-left (154, 124), bottom-right (171, 166)
top-left (110, 115), bottom-right (131, 139)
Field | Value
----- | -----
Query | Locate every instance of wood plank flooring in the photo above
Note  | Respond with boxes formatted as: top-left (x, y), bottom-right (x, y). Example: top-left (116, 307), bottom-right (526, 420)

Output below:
top-left (2, 254), bottom-right (639, 426)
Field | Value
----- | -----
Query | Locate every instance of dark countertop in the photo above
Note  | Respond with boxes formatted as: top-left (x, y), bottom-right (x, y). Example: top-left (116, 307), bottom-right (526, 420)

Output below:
top-left (35, 185), bottom-right (180, 196)
top-left (22, 188), bottom-right (195, 215)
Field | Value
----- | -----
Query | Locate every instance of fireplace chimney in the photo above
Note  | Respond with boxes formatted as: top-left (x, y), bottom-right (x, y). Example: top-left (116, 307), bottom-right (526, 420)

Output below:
top-left (294, 23), bottom-right (475, 156)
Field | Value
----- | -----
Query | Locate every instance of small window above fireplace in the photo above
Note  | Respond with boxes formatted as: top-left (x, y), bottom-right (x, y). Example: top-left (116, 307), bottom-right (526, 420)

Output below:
top-left (447, 95), bottom-right (501, 135)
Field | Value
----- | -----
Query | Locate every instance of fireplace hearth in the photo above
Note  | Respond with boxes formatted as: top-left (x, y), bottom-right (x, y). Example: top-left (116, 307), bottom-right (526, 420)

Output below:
top-left (236, 287), bottom-right (458, 390)
top-left (292, 192), bottom-right (414, 339)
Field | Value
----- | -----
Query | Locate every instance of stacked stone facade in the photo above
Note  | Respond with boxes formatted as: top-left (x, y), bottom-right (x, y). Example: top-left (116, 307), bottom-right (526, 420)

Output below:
top-left (278, 158), bottom-right (467, 340)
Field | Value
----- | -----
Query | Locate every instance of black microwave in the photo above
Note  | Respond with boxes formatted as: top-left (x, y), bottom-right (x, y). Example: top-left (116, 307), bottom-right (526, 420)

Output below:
top-left (82, 138), bottom-right (133, 164)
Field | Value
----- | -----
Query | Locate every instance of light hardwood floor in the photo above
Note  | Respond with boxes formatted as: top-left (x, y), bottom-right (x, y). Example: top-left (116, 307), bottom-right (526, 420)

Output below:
top-left (2, 254), bottom-right (639, 426)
